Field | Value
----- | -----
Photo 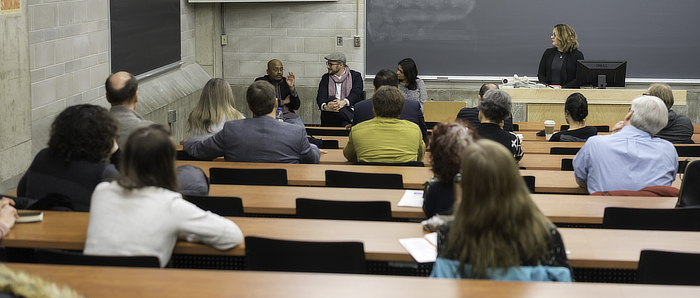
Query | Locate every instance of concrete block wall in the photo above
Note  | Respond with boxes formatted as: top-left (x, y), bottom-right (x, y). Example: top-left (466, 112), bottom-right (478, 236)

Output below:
top-left (27, 0), bottom-right (204, 155)
top-left (222, 0), bottom-right (365, 124)
top-left (0, 0), bottom-right (33, 194)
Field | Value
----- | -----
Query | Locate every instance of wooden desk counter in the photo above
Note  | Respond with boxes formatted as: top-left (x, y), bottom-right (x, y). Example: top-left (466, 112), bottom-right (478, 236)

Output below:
top-left (176, 160), bottom-right (592, 193)
top-left (209, 184), bottom-right (677, 223)
top-left (4, 212), bottom-right (700, 269)
top-left (519, 155), bottom-right (689, 171)
top-left (9, 264), bottom-right (700, 298)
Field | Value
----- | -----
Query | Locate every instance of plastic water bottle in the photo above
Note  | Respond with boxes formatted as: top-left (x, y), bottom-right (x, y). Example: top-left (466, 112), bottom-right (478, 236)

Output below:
top-left (276, 107), bottom-right (284, 122)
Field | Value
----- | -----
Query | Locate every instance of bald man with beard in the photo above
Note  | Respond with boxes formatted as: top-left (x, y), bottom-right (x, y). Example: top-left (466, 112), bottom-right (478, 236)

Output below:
top-left (255, 59), bottom-right (303, 127)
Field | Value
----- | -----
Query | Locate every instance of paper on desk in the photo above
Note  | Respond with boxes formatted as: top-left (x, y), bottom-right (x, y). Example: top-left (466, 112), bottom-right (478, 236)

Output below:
top-left (397, 190), bottom-right (424, 207)
top-left (424, 232), bottom-right (438, 247)
top-left (399, 234), bottom-right (437, 263)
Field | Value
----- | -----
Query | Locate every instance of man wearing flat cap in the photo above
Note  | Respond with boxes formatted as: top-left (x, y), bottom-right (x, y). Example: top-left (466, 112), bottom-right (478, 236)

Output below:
top-left (316, 52), bottom-right (364, 126)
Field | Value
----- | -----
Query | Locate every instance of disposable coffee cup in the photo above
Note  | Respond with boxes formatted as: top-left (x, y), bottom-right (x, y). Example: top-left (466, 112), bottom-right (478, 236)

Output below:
top-left (544, 120), bottom-right (556, 140)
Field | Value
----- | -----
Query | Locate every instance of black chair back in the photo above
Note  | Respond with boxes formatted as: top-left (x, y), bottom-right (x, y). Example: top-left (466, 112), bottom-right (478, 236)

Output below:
top-left (426, 122), bottom-right (438, 130)
top-left (305, 128), bottom-right (350, 136)
top-left (523, 175), bottom-right (535, 193)
top-left (296, 198), bottom-right (392, 221)
top-left (325, 170), bottom-right (403, 189)
top-left (353, 161), bottom-right (424, 167)
top-left (176, 150), bottom-right (213, 161)
top-left (602, 207), bottom-right (700, 231)
top-left (550, 147), bottom-right (581, 155)
top-left (561, 158), bottom-right (574, 171)
top-left (245, 236), bottom-right (366, 274)
top-left (678, 159), bottom-right (700, 207)
top-left (675, 145), bottom-right (700, 157)
top-left (209, 168), bottom-right (288, 186)
top-left (321, 139), bottom-right (339, 149)
top-left (511, 123), bottom-right (519, 131)
top-left (184, 195), bottom-right (245, 216)
top-left (637, 250), bottom-right (700, 286)
top-left (678, 159), bottom-right (691, 174)
top-left (36, 249), bottom-right (160, 267)
top-left (559, 125), bottom-right (610, 133)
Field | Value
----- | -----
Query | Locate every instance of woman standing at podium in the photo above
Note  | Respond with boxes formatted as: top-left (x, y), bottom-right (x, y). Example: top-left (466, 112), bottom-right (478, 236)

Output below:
top-left (537, 24), bottom-right (584, 88)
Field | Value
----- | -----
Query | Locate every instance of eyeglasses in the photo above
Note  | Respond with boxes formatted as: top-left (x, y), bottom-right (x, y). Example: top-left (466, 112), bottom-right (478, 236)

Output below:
top-left (642, 93), bottom-right (650, 96)
top-left (326, 62), bottom-right (340, 66)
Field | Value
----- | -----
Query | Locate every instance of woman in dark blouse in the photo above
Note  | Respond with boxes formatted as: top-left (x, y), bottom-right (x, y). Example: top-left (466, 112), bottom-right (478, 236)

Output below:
top-left (537, 24), bottom-right (584, 88)
top-left (17, 105), bottom-right (120, 211)
top-left (549, 93), bottom-right (598, 142)
top-left (422, 121), bottom-right (477, 217)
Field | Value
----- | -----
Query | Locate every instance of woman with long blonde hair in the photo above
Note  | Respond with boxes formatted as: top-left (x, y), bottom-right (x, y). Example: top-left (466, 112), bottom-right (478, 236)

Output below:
top-left (430, 139), bottom-right (572, 281)
top-left (188, 78), bottom-right (245, 140)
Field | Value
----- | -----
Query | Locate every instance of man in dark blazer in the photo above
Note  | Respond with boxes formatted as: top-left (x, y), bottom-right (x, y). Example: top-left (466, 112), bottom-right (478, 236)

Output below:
top-left (353, 69), bottom-right (429, 145)
top-left (184, 81), bottom-right (320, 164)
top-left (455, 83), bottom-right (513, 132)
top-left (316, 52), bottom-right (364, 127)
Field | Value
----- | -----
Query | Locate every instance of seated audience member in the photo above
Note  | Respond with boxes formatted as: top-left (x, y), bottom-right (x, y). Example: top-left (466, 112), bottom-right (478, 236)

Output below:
top-left (255, 59), bottom-right (303, 127)
top-left (397, 58), bottom-right (427, 112)
top-left (84, 125), bottom-right (243, 268)
top-left (344, 86), bottom-right (425, 163)
top-left (647, 83), bottom-right (694, 144)
top-left (422, 121), bottom-right (476, 218)
top-left (184, 81), bottom-right (320, 164)
top-left (17, 105), bottom-right (120, 211)
top-left (316, 52), bottom-right (363, 127)
top-left (187, 78), bottom-right (245, 141)
top-left (573, 96), bottom-right (677, 194)
top-left (105, 71), bottom-right (154, 149)
top-left (476, 89), bottom-right (523, 161)
top-left (456, 83), bottom-right (513, 131)
top-left (549, 93), bottom-right (597, 142)
top-left (353, 69), bottom-right (429, 145)
top-left (431, 139), bottom-right (572, 281)
top-left (0, 197), bottom-right (17, 239)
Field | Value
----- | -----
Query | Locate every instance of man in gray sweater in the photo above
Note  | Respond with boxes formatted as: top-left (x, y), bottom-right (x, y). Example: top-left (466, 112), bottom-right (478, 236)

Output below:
top-left (105, 71), bottom-right (155, 148)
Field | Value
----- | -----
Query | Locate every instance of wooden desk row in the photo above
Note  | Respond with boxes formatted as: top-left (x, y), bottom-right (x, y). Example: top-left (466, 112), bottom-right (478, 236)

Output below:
top-left (209, 184), bottom-right (678, 224)
top-left (4, 211), bottom-right (700, 269)
top-left (175, 160), bottom-right (604, 193)
top-left (9, 263), bottom-right (700, 298)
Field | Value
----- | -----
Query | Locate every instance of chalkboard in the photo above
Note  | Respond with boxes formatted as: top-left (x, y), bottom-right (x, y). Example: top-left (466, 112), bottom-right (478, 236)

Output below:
top-left (110, 0), bottom-right (181, 77)
top-left (366, 0), bottom-right (700, 79)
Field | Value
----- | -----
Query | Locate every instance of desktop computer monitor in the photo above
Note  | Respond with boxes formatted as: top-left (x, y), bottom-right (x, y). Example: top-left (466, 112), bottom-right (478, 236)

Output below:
top-left (576, 60), bottom-right (627, 89)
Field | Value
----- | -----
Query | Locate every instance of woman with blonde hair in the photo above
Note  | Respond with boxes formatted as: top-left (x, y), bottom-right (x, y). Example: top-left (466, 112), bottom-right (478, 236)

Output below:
top-left (430, 139), bottom-right (572, 281)
top-left (537, 24), bottom-right (584, 88)
top-left (188, 78), bottom-right (245, 140)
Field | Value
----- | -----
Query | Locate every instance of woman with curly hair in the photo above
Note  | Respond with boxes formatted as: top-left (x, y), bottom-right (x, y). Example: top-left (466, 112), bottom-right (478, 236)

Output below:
top-left (537, 24), bottom-right (584, 88)
top-left (187, 78), bottom-right (245, 140)
top-left (17, 104), bottom-right (120, 211)
top-left (431, 139), bottom-right (572, 281)
top-left (422, 121), bottom-right (476, 217)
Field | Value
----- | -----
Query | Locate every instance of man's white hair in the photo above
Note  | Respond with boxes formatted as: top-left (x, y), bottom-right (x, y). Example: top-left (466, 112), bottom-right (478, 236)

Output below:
top-left (630, 95), bottom-right (668, 135)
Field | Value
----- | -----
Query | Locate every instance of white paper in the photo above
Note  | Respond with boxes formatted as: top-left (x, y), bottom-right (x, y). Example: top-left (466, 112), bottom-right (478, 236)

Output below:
top-left (397, 190), bottom-right (424, 207)
top-left (424, 232), bottom-right (438, 247)
top-left (399, 237), bottom-right (437, 263)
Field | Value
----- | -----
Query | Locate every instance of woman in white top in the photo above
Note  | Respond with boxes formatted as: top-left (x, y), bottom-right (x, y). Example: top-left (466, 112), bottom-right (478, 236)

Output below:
top-left (84, 124), bottom-right (244, 267)
top-left (397, 58), bottom-right (427, 112)
top-left (187, 78), bottom-right (245, 140)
